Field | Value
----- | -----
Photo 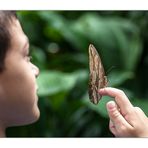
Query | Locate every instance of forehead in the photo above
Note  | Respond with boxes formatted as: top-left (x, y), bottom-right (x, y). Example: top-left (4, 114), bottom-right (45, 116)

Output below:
top-left (10, 19), bottom-right (28, 50)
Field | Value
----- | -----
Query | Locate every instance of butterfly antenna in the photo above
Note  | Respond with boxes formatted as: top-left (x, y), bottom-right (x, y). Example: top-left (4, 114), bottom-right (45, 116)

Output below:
top-left (106, 66), bottom-right (116, 75)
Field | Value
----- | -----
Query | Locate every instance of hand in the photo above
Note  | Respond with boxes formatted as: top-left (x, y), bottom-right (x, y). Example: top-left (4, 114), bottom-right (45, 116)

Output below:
top-left (99, 87), bottom-right (148, 137)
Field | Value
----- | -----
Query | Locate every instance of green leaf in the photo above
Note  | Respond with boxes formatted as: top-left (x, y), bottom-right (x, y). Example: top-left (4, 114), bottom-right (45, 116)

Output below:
top-left (82, 93), bottom-right (111, 118)
top-left (108, 19), bottom-right (142, 71)
top-left (108, 70), bottom-right (134, 86)
top-left (37, 70), bottom-right (88, 97)
top-left (37, 71), bottom-right (76, 96)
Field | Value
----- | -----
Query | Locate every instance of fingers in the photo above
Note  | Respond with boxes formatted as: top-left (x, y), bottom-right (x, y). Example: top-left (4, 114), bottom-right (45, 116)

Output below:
top-left (107, 101), bottom-right (131, 127)
top-left (109, 120), bottom-right (117, 136)
top-left (99, 87), bottom-right (148, 137)
top-left (99, 87), bottom-right (134, 116)
top-left (107, 101), bottom-right (133, 136)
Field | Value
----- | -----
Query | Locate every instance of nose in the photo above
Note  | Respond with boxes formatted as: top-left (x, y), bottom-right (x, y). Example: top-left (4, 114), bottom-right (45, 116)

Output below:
top-left (31, 64), bottom-right (40, 78)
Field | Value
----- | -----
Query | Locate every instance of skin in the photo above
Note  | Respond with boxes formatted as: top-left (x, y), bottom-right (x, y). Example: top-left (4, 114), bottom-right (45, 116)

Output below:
top-left (99, 87), bottom-right (148, 137)
top-left (0, 18), bottom-right (40, 137)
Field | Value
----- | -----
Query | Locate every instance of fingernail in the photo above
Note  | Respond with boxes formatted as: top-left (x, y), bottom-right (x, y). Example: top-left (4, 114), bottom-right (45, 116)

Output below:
top-left (107, 101), bottom-right (116, 110)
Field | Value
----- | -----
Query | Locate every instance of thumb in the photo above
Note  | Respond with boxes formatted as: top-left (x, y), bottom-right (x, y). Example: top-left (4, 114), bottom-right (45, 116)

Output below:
top-left (106, 101), bottom-right (131, 129)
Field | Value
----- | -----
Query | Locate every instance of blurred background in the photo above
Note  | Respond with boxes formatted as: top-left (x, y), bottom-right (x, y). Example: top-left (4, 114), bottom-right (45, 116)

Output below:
top-left (6, 11), bottom-right (148, 137)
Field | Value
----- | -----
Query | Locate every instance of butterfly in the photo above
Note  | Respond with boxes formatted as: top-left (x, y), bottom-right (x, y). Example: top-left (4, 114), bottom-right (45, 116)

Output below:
top-left (88, 44), bottom-right (108, 105)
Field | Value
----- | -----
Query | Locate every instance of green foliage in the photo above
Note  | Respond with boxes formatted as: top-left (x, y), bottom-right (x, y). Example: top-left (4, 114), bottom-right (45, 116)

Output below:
top-left (6, 11), bottom-right (148, 137)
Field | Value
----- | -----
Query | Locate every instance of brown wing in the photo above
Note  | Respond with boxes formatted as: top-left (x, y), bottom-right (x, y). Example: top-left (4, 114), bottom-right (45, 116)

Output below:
top-left (88, 44), bottom-right (108, 104)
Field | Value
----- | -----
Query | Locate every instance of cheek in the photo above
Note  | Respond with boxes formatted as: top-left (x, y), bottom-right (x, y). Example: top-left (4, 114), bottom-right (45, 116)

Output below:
top-left (14, 67), bottom-right (36, 102)
top-left (2, 61), bottom-right (37, 108)
top-left (2, 65), bottom-right (39, 124)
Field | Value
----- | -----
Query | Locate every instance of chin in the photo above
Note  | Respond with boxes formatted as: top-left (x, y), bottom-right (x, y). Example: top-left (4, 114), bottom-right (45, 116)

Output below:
top-left (27, 107), bottom-right (40, 125)
top-left (33, 108), bottom-right (40, 122)
top-left (10, 107), bottom-right (40, 127)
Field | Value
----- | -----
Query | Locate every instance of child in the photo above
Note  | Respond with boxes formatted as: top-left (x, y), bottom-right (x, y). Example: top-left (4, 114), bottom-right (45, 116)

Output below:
top-left (0, 11), bottom-right (39, 137)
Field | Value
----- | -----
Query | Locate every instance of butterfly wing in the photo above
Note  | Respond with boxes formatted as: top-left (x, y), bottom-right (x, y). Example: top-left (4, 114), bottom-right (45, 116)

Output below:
top-left (88, 44), bottom-right (108, 104)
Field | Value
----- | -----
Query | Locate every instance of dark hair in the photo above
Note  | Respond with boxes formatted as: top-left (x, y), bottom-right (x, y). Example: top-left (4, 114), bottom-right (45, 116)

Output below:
top-left (0, 11), bottom-right (17, 72)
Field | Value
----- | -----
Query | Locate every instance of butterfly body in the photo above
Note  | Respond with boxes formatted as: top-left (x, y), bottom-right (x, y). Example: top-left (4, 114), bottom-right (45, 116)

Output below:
top-left (88, 44), bottom-right (108, 104)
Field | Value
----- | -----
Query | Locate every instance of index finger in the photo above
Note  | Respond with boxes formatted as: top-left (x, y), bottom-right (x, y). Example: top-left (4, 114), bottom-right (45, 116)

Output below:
top-left (99, 87), bottom-right (134, 116)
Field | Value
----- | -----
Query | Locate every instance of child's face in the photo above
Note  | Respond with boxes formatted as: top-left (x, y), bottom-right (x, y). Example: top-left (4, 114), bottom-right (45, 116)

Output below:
top-left (0, 19), bottom-right (40, 127)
